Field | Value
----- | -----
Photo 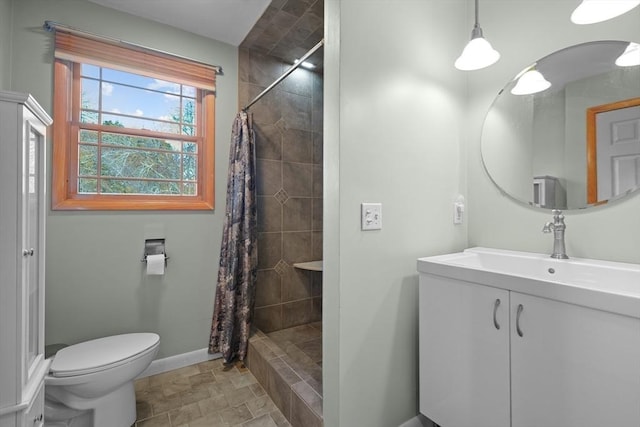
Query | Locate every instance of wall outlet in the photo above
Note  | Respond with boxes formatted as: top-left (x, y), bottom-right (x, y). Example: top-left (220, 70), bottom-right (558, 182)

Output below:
top-left (453, 195), bottom-right (465, 225)
top-left (361, 203), bottom-right (382, 230)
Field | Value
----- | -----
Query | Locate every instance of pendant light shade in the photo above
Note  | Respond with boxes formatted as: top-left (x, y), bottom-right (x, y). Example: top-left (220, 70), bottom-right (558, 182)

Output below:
top-left (571, 0), bottom-right (640, 25)
top-left (455, 26), bottom-right (501, 70)
top-left (455, 0), bottom-right (500, 71)
top-left (511, 67), bottom-right (551, 95)
top-left (615, 42), bottom-right (640, 67)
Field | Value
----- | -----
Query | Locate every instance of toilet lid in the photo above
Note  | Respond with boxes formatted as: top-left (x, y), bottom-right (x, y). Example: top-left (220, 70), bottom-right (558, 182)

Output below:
top-left (49, 333), bottom-right (159, 377)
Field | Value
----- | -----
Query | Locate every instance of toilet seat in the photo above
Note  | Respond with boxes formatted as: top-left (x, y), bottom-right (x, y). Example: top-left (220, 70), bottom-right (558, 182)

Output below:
top-left (49, 333), bottom-right (159, 378)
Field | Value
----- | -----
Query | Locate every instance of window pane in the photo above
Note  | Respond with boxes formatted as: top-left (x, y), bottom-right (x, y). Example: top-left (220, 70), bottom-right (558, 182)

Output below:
top-left (80, 130), bottom-right (99, 144)
top-left (81, 64), bottom-right (100, 79)
top-left (81, 78), bottom-right (100, 111)
top-left (102, 68), bottom-right (167, 91)
top-left (183, 86), bottom-right (196, 97)
top-left (183, 155), bottom-right (197, 181)
top-left (101, 84), bottom-right (180, 125)
top-left (99, 132), bottom-right (182, 151)
top-left (100, 147), bottom-right (182, 180)
top-left (183, 182), bottom-right (196, 195)
top-left (101, 113), bottom-right (181, 134)
top-left (81, 110), bottom-right (99, 125)
top-left (184, 142), bottom-right (197, 153)
top-left (78, 178), bottom-right (97, 193)
top-left (166, 141), bottom-right (182, 152)
top-left (79, 145), bottom-right (98, 176)
top-left (182, 99), bottom-right (196, 125)
top-left (101, 131), bottom-right (135, 147)
top-left (100, 179), bottom-right (180, 195)
top-left (181, 125), bottom-right (195, 136)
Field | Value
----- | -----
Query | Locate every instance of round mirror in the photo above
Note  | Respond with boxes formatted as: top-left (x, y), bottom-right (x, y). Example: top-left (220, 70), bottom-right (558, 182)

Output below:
top-left (481, 41), bottom-right (640, 210)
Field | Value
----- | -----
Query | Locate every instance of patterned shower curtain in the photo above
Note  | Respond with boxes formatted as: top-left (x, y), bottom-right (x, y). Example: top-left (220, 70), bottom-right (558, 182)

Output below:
top-left (208, 110), bottom-right (257, 363)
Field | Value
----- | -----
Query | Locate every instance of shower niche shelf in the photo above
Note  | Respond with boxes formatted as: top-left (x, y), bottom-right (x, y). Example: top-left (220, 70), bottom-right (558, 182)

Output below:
top-left (293, 260), bottom-right (323, 271)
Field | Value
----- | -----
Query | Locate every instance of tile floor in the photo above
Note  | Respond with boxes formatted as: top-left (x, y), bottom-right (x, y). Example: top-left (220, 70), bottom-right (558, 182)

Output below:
top-left (134, 358), bottom-right (291, 427)
top-left (246, 324), bottom-right (323, 427)
top-left (266, 323), bottom-right (322, 395)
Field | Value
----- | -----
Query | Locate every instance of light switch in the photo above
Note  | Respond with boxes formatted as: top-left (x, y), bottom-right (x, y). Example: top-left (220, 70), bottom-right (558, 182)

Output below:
top-left (361, 203), bottom-right (382, 230)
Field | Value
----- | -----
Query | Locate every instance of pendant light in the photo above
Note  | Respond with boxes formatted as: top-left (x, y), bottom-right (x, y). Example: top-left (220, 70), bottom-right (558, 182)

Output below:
top-left (511, 66), bottom-right (551, 95)
top-left (615, 42), bottom-right (640, 67)
top-left (571, 0), bottom-right (640, 25)
top-left (454, 0), bottom-right (500, 71)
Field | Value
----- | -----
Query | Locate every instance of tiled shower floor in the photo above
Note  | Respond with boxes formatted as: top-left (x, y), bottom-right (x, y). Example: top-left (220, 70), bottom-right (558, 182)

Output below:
top-left (266, 322), bottom-right (322, 396)
top-left (133, 359), bottom-right (290, 426)
top-left (246, 323), bottom-right (323, 426)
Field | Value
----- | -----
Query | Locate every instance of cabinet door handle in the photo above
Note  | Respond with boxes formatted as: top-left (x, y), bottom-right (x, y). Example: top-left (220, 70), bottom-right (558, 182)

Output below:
top-left (493, 298), bottom-right (501, 330)
top-left (22, 248), bottom-right (34, 257)
top-left (516, 304), bottom-right (524, 337)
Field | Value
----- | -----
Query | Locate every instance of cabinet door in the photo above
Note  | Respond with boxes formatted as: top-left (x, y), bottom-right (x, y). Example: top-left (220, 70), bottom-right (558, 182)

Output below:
top-left (419, 275), bottom-right (510, 427)
top-left (511, 293), bottom-right (640, 427)
top-left (21, 118), bottom-right (46, 386)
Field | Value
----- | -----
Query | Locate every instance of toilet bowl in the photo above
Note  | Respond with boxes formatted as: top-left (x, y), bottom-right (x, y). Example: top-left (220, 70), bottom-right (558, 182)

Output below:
top-left (44, 333), bottom-right (160, 427)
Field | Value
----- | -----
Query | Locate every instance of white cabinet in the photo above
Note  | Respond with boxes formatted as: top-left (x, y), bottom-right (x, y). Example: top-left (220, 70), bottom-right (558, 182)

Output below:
top-left (0, 91), bottom-right (52, 427)
top-left (419, 273), bottom-right (640, 427)
top-left (419, 275), bottom-right (510, 427)
top-left (510, 293), bottom-right (640, 427)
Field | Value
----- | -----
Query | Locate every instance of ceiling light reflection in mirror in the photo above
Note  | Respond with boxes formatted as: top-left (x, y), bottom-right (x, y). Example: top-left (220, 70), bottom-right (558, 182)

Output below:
top-left (616, 42), bottom-right (640, 66)
top-left (511, 66), bottom-right (552, 95)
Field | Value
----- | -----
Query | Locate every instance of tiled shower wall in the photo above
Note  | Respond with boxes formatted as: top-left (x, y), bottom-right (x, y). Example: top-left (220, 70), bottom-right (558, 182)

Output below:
top-left (238, 48), bottom-right (323, 333)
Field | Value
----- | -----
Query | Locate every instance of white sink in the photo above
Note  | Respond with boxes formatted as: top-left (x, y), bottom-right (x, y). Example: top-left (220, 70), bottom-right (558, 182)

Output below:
top-left (417, 247), bottom-right (640, 318)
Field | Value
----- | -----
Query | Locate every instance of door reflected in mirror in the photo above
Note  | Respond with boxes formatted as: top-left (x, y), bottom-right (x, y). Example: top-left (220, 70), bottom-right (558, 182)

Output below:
top-left (587, 97), bottom-right (640, 204)
top-left (481, 41), bottom-right (640, 210)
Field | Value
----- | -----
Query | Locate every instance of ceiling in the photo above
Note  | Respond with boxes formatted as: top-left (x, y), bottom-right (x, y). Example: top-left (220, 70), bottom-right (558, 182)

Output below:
top-left (86, 0), bottom-right (271, 46)
top-left (86, 0), bottom-right (325, 68)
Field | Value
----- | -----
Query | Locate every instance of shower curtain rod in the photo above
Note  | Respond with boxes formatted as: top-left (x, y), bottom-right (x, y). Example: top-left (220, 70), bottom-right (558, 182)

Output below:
top-left (243, 39), bottom-right (324, 111)
top-left (42, 20), bottom-right (223, 75)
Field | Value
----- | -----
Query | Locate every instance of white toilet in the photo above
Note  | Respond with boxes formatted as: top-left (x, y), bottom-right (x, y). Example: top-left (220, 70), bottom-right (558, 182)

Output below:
top-left (44, 333), bottom-right (160, 427)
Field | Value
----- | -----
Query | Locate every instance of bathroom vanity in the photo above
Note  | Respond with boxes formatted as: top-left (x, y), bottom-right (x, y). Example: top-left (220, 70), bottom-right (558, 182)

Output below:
top-left (0, 92), bottom-right (52, 427)
top-left (418, 247), bottom-right (640, 427)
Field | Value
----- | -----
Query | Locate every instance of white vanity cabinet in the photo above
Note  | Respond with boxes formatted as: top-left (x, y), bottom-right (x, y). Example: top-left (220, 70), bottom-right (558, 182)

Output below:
top-left (419, 275), bottom-right (511, 427)
top-left (0, 91), bottom-right (52, 427)
top-left (419, 265), bottom-right (640, 427)
top-left (510, 292), bottom-right (640, 427)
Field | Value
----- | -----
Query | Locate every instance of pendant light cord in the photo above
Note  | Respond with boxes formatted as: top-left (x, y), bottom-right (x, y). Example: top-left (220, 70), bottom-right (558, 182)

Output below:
top-left (471, 0), bottom-right (483, 38)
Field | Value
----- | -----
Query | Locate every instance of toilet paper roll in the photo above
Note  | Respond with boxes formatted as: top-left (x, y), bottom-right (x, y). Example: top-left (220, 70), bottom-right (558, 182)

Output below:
top-left (146, 254), bottom-right (165, 275)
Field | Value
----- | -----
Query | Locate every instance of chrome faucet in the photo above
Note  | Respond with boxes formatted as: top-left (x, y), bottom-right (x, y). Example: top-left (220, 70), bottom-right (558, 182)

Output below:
top-left (542, 209), bottom-right (569, 259)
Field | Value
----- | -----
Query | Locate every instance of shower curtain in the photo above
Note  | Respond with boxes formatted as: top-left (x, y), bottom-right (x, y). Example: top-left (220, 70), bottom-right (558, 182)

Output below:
top-left (208, 110), bottom-right (257, 364)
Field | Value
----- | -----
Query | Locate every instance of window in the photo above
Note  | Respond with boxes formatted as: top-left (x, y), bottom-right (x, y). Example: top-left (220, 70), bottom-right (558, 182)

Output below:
top-left (52, 31), bottom-right (217, 210)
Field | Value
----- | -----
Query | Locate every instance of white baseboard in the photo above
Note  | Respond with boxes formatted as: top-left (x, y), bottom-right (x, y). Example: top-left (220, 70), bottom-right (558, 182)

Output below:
top-left (137, 348), bottom-right (222, 378)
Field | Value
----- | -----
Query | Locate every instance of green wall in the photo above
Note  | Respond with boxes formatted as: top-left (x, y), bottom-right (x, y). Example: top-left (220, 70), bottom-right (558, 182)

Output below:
top-left (324, 1), bottom-right (467, 425)
top-left (0, 0), bottom-right (12, 88)
top-left (7, 0), bottom-right (238, 358)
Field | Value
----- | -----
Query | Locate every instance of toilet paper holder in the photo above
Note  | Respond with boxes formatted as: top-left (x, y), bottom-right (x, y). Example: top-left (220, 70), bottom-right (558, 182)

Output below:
top-left (141, 238), bottom-right (169, 266)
